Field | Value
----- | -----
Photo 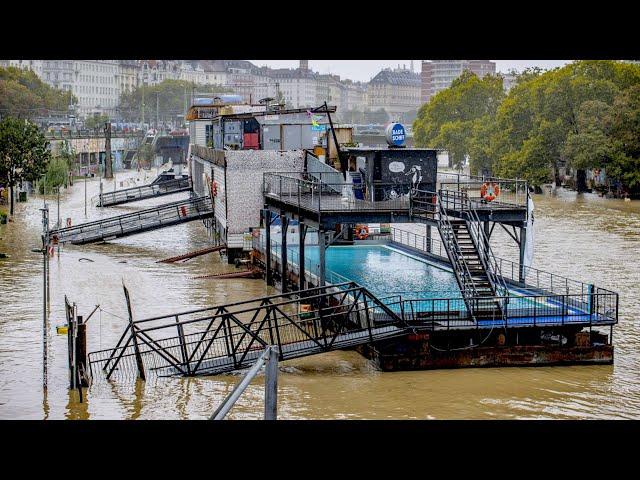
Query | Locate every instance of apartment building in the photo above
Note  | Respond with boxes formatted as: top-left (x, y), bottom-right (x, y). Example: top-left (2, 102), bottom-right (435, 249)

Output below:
top-left (0, 59), bottom-right (43, 77)
top-left (40, 60), bottom-right (120, 116)
top-left (118, 60), bottom-right (140, 94)
top-left (421, 60), bottom-right (496, 103)
top-left (267, 67), bottom-right (318, 108)
top-left (367, 66), bottom-right (421, 119)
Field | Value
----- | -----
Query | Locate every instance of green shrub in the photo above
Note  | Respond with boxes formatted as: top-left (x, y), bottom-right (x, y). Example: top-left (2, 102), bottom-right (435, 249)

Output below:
top-left (38, 157), bottom-right (69, 194)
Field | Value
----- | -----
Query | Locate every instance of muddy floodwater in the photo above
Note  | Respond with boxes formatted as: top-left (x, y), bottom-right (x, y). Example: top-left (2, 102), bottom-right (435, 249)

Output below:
top-left (1, 170), bottom-right (639, 419)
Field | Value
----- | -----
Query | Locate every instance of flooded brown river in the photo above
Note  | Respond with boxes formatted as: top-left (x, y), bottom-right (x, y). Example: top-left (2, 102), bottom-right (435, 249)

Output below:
top-left (1, 170), bottom-right (639, 419)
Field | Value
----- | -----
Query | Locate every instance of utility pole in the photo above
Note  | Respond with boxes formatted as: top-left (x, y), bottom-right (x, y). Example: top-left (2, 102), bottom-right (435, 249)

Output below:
top-left (141, 83), bottom-right (145, 130)
top-left (156, 92), bottom-right (159, 131)
top-left (104, 121), bottom-right (113, 179)
top-left (41, 205), bottom-right (49, 391)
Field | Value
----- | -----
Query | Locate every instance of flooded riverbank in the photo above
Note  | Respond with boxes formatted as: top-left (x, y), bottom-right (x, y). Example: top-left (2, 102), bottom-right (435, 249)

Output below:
top-left (1, 171), bottom-right (639, 419)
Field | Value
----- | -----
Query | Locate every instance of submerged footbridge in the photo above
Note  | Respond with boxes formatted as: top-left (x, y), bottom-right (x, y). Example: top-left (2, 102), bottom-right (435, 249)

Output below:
top-left (49, 196), bottom-right (213, 245)
top-left (87, 283), bottom-right (412, 380)
top-left (97, 177), bottom-right (192, 207)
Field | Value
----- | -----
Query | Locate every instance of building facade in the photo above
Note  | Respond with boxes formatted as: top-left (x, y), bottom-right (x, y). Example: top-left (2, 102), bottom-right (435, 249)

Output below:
top-left (0, 59), bottom-right (43, 77)
top-left (420, 60), bottom-right (496, 103)
top-left (367, 66), bottom-right (421, 120)
top-left (118, 60), bottom-right (140, 94)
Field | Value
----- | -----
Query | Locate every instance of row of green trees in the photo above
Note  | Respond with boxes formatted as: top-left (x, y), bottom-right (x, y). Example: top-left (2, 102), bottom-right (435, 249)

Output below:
top-left (0, 67), bottom-right (76, 118)
top-left (0, 117), bottom-right (76, 215)
top-left (119, 79), bottom-right (230, 123)
top-left (413, 61), bottom-right (640, 193)
top-left (0, 117), bottom-right (50, 214)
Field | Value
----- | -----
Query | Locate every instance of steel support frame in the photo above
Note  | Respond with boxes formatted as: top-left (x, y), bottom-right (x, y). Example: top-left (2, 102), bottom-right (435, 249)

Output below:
top-left (280, 213), bottom-right (289, 293)
top-left (92, 282), bottom-right (409, 379)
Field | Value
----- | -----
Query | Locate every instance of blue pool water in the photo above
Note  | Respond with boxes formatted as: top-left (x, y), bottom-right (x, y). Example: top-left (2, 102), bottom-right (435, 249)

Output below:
top-left (268, 242), bottom-right (598, 323)
top-left (303, 245), bottom-right (462, 300)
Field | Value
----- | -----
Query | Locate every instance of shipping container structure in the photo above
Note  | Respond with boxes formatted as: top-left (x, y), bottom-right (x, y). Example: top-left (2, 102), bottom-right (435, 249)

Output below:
top-left (188, 102), bottom-right (340, 261)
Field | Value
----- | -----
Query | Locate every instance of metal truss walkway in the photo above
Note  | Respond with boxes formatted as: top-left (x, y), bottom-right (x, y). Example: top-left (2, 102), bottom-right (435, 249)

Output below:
top-left (98, 177), bottom-right (192, 207)
top-left (49, 196), bottom-right (213, 245)
top-left (87, 282), bottom-right (412, 381)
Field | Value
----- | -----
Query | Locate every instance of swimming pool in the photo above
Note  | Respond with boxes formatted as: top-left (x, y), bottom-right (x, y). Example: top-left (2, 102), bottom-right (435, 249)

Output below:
top-left (268, 242), bottom-right (596, 321)
top-left (305, 245), bottom-right (462, 300)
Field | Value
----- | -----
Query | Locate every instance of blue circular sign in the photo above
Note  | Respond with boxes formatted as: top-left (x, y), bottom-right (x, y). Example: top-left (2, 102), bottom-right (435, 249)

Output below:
top-left (385, 123), bottom-right (406, 146)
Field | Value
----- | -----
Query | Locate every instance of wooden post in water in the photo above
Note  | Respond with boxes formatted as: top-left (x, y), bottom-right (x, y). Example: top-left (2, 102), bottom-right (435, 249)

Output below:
top-left (76, 316), bottom-right (89, 388)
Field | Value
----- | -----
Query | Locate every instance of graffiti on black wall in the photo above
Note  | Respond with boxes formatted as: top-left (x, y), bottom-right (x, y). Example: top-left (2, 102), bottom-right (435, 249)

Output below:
top-left (374, 152), bottom-right (436, 201)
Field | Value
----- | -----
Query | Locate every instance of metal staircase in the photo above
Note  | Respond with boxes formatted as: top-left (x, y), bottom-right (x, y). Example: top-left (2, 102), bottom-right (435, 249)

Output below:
top-left (433, 190), bottom-right (508, 320)
top-left (306, 153), bottom-right (345, 194)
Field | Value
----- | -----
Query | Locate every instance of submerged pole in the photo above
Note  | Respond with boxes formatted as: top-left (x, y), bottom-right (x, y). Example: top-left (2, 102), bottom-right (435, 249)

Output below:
top-left (519, 226), bottom-right (527, 283)
top-left (264, 209), bottom-right (273, 286)
top-left (280, 214), bottom-right (288, 293)
top-left (319, 230), bottom-right (326, 287)
top-left (264, 346), bottom-right (279, 420)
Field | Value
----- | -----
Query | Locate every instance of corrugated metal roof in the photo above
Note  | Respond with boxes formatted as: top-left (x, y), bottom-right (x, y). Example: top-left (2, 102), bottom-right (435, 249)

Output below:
top-left (370, 69), bottom-right (421, 87)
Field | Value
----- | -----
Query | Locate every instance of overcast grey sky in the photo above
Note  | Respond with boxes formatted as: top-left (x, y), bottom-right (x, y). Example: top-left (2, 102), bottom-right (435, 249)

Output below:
top-left (250, 60), bottom-right (572, 82)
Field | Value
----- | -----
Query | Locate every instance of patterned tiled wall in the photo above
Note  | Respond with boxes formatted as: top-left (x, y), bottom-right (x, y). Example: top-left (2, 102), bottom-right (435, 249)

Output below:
top-left (225, 150), bottom-right (305, 235)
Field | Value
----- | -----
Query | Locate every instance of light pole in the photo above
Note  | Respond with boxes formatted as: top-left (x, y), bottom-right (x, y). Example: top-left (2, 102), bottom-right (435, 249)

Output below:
top-left (40, 204), bottom-right (49, 391)
top-left (56, 185), bottom-right (60, 229)
top-left (84, 154), bottom-right (87, 217)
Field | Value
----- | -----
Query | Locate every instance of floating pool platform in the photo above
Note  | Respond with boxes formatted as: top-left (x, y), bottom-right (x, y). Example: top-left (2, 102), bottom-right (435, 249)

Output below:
top-left (252, 228), bottom-right (617, 370)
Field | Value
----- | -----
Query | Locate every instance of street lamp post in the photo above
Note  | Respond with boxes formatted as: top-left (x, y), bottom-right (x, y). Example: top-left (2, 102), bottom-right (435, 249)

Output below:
top-left (57, 185), bottom-right (60, 229)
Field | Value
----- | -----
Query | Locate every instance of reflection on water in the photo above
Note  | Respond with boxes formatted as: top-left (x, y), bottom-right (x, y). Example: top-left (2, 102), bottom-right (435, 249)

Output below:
top-left (1, 172), bottom-right (639, 419)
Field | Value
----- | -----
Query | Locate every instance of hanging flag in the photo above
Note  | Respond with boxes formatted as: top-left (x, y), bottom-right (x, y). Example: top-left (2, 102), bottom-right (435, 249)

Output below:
top-left (523, 194), bottom-right (535, 270)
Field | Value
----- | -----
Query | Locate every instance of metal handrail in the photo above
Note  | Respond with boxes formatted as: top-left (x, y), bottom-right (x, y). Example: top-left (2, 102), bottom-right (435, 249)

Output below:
top-left (89, 282), bottom-right (407, 382)
top-left (98, 177), bottom-right (192, 206)
top-left (49, 196), bottom-right (212, 244)
top-left (461, 194), bottom-right (510, 320)
top-left (210, 345), bottom-right (279, 420)
top-left (402, 291), bottom-right (618, 328)
top-left (448, 190), bottom-right (510, 295)
top-left (388, 226), bottom-right (612, 297)
top-left (263, 172), bottom-right (412, 213)
top-left (434, 191), bottom-right (482, 315)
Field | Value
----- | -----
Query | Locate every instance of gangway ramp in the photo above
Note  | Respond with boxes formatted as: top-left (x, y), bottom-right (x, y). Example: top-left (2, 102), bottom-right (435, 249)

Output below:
top-left (87, 282), bottom-right (412, 381)
top-left (49, 196), bottom-right (213, 245)
top-left (98, 177), bottom-right (192, 207)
